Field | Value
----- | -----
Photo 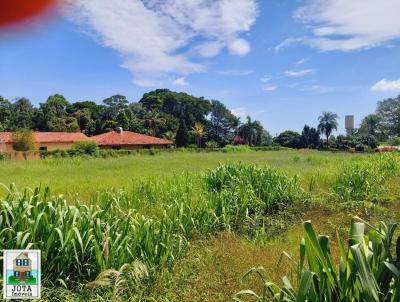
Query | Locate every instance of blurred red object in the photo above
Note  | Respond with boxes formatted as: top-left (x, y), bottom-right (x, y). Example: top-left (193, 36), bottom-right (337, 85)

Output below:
top-left (0, 0), bottom-right (57, 27)
top-left (375, 146), bottom-right (400, 152)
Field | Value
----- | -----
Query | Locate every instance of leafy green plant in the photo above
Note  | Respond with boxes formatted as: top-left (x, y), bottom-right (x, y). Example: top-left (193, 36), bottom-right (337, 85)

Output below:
top-left (206, 140), bottom-right (219, 148)
top-left (234, 217), bottom-right (399, 302)
top-left (73, 141), bottom-right (99, 156)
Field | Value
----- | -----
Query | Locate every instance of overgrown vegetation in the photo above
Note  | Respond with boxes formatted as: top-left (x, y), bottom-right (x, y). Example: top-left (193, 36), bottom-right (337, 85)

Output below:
top-left (0, 163), bottom-right (305, 298)
top-left (235, 218), bottom-right (399, 302)
top-left (331, 153), bottom-right (400, 202)
top-left (0, 151), bottom-right (399, 300)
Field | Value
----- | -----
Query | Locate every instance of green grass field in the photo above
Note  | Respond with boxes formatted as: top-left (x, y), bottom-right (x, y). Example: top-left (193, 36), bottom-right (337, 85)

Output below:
top-left (0, 150), bottom-right (366, 199)
top-left (1, 150), bottom-right (399, 301)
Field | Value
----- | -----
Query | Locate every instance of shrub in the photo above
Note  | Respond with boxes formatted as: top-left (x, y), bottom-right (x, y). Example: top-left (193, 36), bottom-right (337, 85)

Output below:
top-left (235, 218), bottom-right (400, 302)
top-left (222, 144), bottom-right (251, 153)
top-left (206, 140), bottom-right (219, 148)
top-left (12, 129), bottom-right (36, 151)
top-left (388, 136), bottom-right (400, 146)
top-left (74, 140), bottom-right (99, 156)
top-left (186, 144), bottom-right (198, 149)
top-left (0, 152), bottom-right (10, 160)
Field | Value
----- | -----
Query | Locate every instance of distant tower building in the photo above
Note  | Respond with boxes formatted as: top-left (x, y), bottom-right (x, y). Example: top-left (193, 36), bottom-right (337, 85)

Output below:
top-left (345, 115), bottom-right (355, 135)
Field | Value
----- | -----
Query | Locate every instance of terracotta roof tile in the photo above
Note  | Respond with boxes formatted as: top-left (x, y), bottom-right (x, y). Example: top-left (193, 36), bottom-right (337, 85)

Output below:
top-left (91, 131), bottom-right (173, 146)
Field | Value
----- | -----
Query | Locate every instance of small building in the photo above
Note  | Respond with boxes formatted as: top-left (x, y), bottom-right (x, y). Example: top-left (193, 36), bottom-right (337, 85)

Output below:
top-left (0, 132), bottom-right (89, 154)
top-left (13, 253), bottom-right (32, 282)
top-left (91, 128), bottom-right (173, 149)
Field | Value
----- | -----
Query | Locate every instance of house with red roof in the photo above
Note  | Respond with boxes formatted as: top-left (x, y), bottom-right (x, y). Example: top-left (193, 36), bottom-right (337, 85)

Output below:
top-left (0, 131), bottom-right (89, 154)
top-left (91, 128), bottom-right (173, 150)
top-left (0, 128), bottom-right (173, 159)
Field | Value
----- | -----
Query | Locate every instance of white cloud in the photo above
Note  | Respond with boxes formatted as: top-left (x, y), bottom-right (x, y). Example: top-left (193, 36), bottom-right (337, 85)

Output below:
top-left (65, 0), bottom-right (258, 86)
top-left (231, 107), bottom-right (265, 119)
top-left (193, 42), bottom-right (224, 58)
top-left (263, 85), bottom-right (277, 91)
top-left (260, 75), bottom-right (272, 83)
top-left (283, 69), bottom-right (316, 77)
top-left (172, 77), bottom-right (188, 86)
top-left (228, 38), bottom-right (251, 56)
top-left (283, 0), bottom-right (400, 51)
top-left (218, 69), bottom-right (254, 76)
top-left (231, 107), bottom-right (247, 119)
top-left (296, 58), bottom-right (307, 65)
top-left (371, 79), bottom-right (400, 92)
top-left (299, 85), bottom-right (333, 94)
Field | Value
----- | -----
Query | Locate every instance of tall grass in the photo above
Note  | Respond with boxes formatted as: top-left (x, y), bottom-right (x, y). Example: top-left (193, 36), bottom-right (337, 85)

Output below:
top-left (206, 163), bottom-right (304, 214)
top-left (1, 155), bottom-right (399, 300)
top-left (0, 163), bottom-right (303, 294)
top-left (331, 153), bottom-right (400, 202)
top-left (235, 217), bottom-right (400, 302)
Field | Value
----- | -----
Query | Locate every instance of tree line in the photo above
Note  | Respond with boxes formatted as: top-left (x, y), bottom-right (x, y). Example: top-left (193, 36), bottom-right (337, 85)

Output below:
top-left (1, 90), bottom-right (400, 149)
top-left (0, 89), bottom-right (271, 148)
top-left (275, 95), bottom-right (400, 150)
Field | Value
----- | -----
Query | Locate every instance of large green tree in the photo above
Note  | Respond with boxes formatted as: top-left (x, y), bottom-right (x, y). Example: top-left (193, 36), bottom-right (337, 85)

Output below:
top-left (0, 96), bottom-right (12, 130)
top-left (274, 130), bottom-right (301, 148)
top-left (376, 96), bottom-right (400, 137)
top-left (38, 94), bottom-right (71, 131)
top-left (237, 116), bottom-right (270, 146)
top-left (300, 125), bottom-right (320, 149)
top-left (207, 100), bottom-right (239, 146)
top-left (10, 98), bottom-right (35, 130)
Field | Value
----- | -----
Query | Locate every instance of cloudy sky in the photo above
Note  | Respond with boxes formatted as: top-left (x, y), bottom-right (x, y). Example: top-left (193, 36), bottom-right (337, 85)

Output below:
top-left (1, 0), bottom-right (400, 134)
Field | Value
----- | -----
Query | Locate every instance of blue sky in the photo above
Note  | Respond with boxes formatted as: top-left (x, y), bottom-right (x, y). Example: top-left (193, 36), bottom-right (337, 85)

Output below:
top-left (1, 0), bottom-right (400, 135)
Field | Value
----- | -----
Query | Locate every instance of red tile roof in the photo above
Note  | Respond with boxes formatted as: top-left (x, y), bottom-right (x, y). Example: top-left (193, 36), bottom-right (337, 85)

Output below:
top-left (91, 131), bottom-right (173, 146)
top-left (0, 132), bottom-right (89, 143)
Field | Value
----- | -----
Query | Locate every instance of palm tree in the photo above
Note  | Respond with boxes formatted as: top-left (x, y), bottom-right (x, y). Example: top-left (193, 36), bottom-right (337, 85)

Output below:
top-left (143, 111), bottom-right (166, 135)
top-left (191, 122), bottom-right (205, 147)
top-left (318, 112), bottom-right (338, 148)
top-left (238, 116), bottom-right (262, 146)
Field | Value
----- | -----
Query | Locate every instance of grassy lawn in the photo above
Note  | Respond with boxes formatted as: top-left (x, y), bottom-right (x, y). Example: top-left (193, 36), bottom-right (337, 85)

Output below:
top-left (0, 149), bottom-right (365, 199)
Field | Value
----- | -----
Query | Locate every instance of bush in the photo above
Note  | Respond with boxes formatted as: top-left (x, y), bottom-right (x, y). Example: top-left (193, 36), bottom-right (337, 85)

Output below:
top-left (0, 152), bottom-right (10, 160)
top-left (12, 129), bottom-right (36, 152)
top-left (388, 136), bottom-right (400, 146)
top-left (206, 140), bottom-right (219, 148)
top-left (73, 141), bottom-right (99, 156)
top-left (222, 144), bottom-right (251, 153)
